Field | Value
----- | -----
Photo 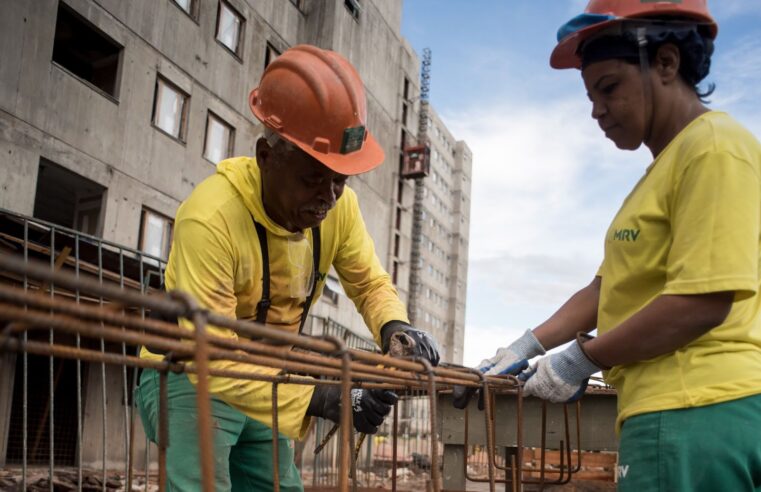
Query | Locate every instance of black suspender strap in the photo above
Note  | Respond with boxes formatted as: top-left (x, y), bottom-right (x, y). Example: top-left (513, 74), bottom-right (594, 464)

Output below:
top-left (252, 217), bottom-right (321, 331)
top-left (299, 226), bottom-right (321, 333)
top-left (253, 221), bottom-right (271, 324)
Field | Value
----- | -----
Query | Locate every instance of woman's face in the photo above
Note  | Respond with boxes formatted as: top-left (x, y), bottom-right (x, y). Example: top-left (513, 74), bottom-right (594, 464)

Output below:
top-left (582, 59), bottom-right (649, 150)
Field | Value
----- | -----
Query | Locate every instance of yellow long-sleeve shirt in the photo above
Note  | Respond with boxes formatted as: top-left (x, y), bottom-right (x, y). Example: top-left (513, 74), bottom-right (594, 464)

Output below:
top-left (140, 156), bottom-right (409, 438)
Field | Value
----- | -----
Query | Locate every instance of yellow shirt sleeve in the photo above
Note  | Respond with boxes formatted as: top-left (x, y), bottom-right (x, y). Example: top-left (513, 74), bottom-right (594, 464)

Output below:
top-left (167, 216), bottom-right (237, 323)
top-left (333, 190), bottom-right (410, 346)
top-left (166, 215), bottom-right (314, 439)
top-left (664, 151), bottom-right (760, 299)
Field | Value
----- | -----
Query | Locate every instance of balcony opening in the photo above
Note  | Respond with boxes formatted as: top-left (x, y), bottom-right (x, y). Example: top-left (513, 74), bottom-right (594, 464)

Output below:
top-left (33, 158), bottom-right (107, 237)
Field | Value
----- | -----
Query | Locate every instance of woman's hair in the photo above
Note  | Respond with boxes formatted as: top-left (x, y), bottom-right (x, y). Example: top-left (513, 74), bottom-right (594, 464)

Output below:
top-left (581, 23), bottom-right (715, 102)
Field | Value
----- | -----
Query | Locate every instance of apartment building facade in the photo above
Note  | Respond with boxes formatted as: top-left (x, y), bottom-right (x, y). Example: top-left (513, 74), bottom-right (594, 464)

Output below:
top-left (411, 107), bottom-right (472, 364)
top-left (0, 0), bottom-right (472, 467)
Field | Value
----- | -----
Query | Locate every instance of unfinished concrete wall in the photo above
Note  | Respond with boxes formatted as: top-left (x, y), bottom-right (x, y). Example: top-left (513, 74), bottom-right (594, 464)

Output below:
top-left (0, 0), bottom-right (473, 465)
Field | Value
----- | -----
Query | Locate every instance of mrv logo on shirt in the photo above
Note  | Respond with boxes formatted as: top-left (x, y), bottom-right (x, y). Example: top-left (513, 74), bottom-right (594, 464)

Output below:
top-left (613, 229), bottom-right (640, 242)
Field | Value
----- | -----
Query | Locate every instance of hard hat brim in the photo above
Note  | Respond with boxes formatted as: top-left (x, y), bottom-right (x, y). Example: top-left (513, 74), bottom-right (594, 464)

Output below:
top-left (293, 129), bottom-right (386, 176)
top-left (551, 15), bottom-right (718, 70)
top-left (551, 20), bottom-right (619, 70)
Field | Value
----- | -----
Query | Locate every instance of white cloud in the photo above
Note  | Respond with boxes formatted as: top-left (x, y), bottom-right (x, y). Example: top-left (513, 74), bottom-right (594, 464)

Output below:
top-left (435, 9), bottom-right (761, 368)
top-left (441, 95), bottom-right (649, 366)
top-left (445, 96), bottom-right (647, 261)
top-left (711, 36), bottom-right (761, 135)
top-left (712, 0), bottom-right (761, 19)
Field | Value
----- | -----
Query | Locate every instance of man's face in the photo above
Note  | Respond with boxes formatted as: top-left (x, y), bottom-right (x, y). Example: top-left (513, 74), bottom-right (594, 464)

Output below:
top-left (257, 137), bottom-right (348, 232)
top-left (582, 59), bottom-right (648, 151)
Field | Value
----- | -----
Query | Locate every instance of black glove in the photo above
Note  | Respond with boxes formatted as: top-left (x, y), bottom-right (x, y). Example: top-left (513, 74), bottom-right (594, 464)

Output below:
top-left (306, 386), bottom-right (398, 434)
top-left (380, 321), bottom-right (440, 366)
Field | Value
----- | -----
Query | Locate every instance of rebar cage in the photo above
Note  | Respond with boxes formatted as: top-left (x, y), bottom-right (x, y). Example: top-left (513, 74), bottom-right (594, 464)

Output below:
top-left (0, 209), bottom-right (617, 492)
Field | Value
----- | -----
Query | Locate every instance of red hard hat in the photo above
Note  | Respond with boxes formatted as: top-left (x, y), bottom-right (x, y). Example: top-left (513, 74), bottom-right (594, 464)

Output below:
top-left (551, 0), bottom-right (718, 69)
top-left (249, 44), bottom-right (384, 175)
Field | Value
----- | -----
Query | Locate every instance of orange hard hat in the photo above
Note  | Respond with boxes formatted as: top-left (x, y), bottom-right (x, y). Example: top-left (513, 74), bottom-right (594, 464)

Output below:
top-left (249, 44), bottom-right (384, 176)
top-left (551, 0), bottom-right (718, 69)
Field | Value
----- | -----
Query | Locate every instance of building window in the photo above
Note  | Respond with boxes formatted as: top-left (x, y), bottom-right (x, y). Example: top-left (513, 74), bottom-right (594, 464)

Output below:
top-left (344, 0), bottom-right (360, 20)
top-left (152, 77), bottom-right (189, 141)
top-left (216, 1), bottom-right (244, 57)
top-left (52, 3), bottom-right (122, 99)
top-left (204, 112), bottom-right (234, 164)
top-left (264, 42), bottom-right (281, 69)
top-left (139, 208), bottom-right (173, 261)
top-left (171, 0), bottom-right (199, 19)
top-left (323, 275), bottom-right (343, 305)
top-left (33, 158), bottom-right (107, 237)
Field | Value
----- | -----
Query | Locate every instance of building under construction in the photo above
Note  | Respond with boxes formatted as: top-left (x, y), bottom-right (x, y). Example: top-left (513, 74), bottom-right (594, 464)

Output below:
top-left (0, 0), bottom-right (471, 364)
top-left (0, 1), bottom-right (622, 491)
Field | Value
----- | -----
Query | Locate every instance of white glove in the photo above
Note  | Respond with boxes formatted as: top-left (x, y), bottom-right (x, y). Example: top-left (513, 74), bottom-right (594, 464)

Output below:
top-left (520, 340), bottom-right (599, 403)
top-left (478, 329), bottom-right (546, 375)
top-left (453, 330), bottom-right (545, 409)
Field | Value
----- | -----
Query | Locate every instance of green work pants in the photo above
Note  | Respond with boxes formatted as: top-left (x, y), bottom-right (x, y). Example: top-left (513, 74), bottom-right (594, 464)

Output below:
top-left (618, 393), bottom-right (761, 491)
top-left (135, 369), bottom-right (303, 492)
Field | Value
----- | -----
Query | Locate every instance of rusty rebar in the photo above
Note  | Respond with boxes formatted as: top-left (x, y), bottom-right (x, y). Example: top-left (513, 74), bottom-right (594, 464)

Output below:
top-left (158, 369), bottom-right (168, 492)
top-left (0, 255), bottom-right (493, 385)
top-left (0, 253), bottom-right (593, 491)
top-left (416, 358), bottom-right (440, 492)
top-left (0, 289), bottom-right (494, 389)
top-left (170, 291), bottom-right (215, 492)
top-left (272, 380), bottom-right (281, 492)
top-left (0, 300), bottom-right (466, 390)
top-left (391, 401), bottom-right (398, 492)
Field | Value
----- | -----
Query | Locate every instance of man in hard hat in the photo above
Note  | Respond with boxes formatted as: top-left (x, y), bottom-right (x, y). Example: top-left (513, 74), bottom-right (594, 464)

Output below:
top-left (457, 1), bottom-right (761, 490)
top-left (135, 44), bottom-right (440, 491)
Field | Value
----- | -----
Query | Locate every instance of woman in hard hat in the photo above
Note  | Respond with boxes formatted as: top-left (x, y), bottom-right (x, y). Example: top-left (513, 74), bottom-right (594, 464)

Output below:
top-left (457, 1), bottom-right (761, 489)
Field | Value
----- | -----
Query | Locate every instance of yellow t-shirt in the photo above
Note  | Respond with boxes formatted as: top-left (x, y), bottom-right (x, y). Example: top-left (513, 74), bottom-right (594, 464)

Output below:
top-left (598, 111), bottom-right (761, 432)
top-left (140, 157), bottom-right (409, 438)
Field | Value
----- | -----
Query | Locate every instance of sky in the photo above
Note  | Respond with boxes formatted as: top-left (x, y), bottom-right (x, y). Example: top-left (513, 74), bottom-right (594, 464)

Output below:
top-left (400, 1), bottom-right (761, 366)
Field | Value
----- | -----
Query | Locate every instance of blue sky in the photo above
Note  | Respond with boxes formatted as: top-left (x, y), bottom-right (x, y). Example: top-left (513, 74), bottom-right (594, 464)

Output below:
top-left (401, 1), bottom-right (761, 365)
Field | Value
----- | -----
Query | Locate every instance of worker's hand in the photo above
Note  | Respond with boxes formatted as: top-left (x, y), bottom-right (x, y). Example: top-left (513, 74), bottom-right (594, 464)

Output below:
top-left (306, 386), bottom-right (398, 434)
top-left (519, 340), bottom-right (599, 403)
top-left (380, 321), bottom-right (440, 366)
top-left (452, 329), bottom-right (545, 409)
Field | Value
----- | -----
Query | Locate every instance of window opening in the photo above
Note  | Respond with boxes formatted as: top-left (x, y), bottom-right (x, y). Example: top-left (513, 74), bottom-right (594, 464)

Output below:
top-left (33, 158), bottom-right (107, 237)
top-left (139, 208), bottom-right (174, 261)
top-left (217, 1), bottom-right (244, 56)
top-left (204, 112), bottom-right (235, 164)
top-left (52, 3), bottom-right (122, 98)
top-left (344, 0), bottom-right (360, 20)
top-left (152, 77), bottom-right (189, 141)
top-left (264, 42), bottom-right (281, 68)
top-left (171, 0), bottom-right (199, 19)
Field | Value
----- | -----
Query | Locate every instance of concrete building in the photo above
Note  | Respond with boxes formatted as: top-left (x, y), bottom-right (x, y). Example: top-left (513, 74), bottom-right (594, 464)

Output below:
top-left (0, 0), bottom-right (471, 469)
